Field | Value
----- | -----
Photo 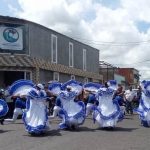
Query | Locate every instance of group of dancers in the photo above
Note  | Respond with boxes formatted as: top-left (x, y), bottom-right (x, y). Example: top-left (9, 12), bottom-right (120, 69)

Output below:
top-left (0, 79), bottom-right (150, 135)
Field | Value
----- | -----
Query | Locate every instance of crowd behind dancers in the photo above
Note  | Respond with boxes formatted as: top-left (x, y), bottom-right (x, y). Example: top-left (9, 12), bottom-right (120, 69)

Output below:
top-left (0, 80), bottom-right (142, 125)
top-left (0, 79), bottom-right (146, 134)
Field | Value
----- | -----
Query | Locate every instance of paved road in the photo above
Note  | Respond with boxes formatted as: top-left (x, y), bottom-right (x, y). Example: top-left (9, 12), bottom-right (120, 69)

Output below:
top-left (0, 114), bottom-right (149, 150)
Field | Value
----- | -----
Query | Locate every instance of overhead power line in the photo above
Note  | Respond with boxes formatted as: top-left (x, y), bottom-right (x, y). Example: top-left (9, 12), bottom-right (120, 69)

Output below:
top-left (139, 70), bottom-right (150, 71)
top-left (66, 34), bottom-right (150, 46)
top-left (112, 59), bottom-right (150, 66)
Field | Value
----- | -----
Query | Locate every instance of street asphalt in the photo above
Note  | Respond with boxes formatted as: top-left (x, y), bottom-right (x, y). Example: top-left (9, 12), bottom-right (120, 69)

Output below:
top-left (0, 114), bottom-right (149, 150)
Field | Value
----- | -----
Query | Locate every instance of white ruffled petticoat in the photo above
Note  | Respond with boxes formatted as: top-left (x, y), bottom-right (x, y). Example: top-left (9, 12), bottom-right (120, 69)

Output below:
top-left (93, 88), bottom-right (124, 128)
top-left (23, 97), bottom-right (50, 134)
top-left (58, 91), bottom-right (85, 129)
top-left (135, 94), bottom-right (150, 127)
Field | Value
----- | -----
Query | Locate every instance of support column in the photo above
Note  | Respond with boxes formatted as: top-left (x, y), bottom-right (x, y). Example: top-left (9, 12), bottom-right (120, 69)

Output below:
top-left (32, 67), bottom-right (39, 83)
top-left (35, 67), bottom-right (40, 83)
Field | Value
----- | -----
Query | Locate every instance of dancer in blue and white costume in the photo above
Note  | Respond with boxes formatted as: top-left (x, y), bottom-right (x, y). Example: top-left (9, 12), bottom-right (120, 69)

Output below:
top-left (23, 84), bottom-right (50, 134)
top-left (135, 80), bottom-right (150, 127)
top-left (4, 79), bottom-right (33, 124)
top-left (93, 80), bottom-right (124, 129)
top-left (6, 79), bottom-right (50, 134)
top-left (83, 82), bottom-right (101, 117)
top-left (0, 99), bottom-right (9, 125)
top-left (0, 89), bottom-right (8, 125)
top-left (4, 96), bottom-right (26, 123)
top-left (58, 80), bottom-right (85, 129)
top-left (48, 81), bottom-right (62, 119)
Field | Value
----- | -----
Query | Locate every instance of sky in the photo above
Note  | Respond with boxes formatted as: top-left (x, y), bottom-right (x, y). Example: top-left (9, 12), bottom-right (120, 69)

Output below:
top-left (0, 0), bottom-right (150, 81)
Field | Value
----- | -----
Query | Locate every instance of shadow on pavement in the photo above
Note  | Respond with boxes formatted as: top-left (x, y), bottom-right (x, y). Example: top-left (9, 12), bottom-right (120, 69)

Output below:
top-left (0, 130), bottom-right (14, 134)
top-left (97, 126), bottom-right (139, 132)
top-left (13, 122), bottom-right (24, 124)
top-left (66, 126), bottom-right (97, 132)
top-left (45, 129), bottom-right (62, 136)
top-left (24, 129), bottom-right (62, 137)
top-left (113, 127), bottom-right (138, 132)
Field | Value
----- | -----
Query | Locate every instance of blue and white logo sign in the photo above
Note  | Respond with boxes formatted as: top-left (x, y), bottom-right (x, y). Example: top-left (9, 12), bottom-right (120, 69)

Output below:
top-left (3, 28), bottom-right (19, 43)
top-left (0, 26), bottom-right (23, 50)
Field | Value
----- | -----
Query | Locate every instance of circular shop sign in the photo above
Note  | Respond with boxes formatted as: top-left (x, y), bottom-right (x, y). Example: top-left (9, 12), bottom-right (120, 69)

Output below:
top-left (3, 28), bottom-right (19, 43)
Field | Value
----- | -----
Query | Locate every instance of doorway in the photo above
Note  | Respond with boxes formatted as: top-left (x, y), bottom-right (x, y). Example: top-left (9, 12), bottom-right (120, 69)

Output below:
top-left (4, 71), bottom-right (24, 87)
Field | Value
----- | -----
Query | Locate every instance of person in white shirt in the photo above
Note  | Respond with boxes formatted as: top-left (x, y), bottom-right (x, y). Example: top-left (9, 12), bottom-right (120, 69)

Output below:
top-left (125, 86), bottom-right (136, 114)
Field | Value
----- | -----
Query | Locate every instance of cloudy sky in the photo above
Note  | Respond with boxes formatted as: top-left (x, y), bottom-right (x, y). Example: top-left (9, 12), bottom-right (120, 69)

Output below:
top-left (1, 0), bottom-right (150, 80)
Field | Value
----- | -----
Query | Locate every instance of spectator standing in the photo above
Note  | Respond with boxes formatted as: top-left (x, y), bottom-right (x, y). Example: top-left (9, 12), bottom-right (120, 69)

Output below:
top-left (44, 85), bottom-right (56, 115)
top-left (0, 89), bottom-right (6, 125)
top-left (86, 91), bottom-right (98, 117)
top-left (135, 86), bottom-right (142, 108)
top-left (113, 84), bottom-right (126, 114)
top-left (113, 84), bottom-right (125, 106)
top-left (4, 95), bottom-right (26, 123)
top-left (125, 86), bottom-right (136, 114)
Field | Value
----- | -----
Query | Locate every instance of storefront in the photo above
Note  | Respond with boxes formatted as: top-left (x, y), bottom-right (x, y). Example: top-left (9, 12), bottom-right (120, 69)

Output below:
top-left (0, 70), bottom-right (32, 88)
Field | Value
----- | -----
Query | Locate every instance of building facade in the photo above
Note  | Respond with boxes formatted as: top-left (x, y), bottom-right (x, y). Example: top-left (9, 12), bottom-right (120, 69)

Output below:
top-left (114, 73), bottom-right (126, 89)
top-left (117, 68), bottom-right (140, 88)
top-left (99, 61), bottom-right (118, 82)
top-left (0, 16), bottom-right (102, 88)
top-left (99, 61), bottom-right (140, 88)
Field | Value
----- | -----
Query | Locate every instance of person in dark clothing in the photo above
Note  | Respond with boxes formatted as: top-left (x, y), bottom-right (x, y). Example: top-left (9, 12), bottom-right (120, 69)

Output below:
top-left (86, 92), bottom-right (98, 117)
top-left (4, 96), bottom-right (26, 123)
top-left (44, 85), bottom-right (55, 115)
top-left (48, 96), bottom-right (61, 119)
top-left (83, 90), bottom-right (89, 106)
top-left (104, 81), bottom-right (109, 88)
top-left (134, 86), bottom-right (142, 108)
top-left (0, 89), bottom-right (6, 125)
top-left (113, 85), bottom-right (125, 105)
top-left (0, 89), bottom-right (5, 99)
top-left (113, 85), bottom-right (126, 114)
top-left (125, 86), bottom-right (136, 114)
